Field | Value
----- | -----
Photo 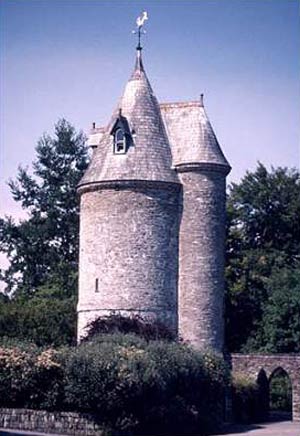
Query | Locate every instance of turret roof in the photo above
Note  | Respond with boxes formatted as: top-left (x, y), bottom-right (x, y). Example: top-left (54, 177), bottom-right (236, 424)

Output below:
top-left (78, 50), bottom-right (179, 188)
top-left (160, 100), bottom-right (231, 173)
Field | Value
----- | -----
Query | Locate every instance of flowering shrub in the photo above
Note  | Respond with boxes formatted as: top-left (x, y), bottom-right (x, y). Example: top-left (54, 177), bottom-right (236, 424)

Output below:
top-left (0, 346), bottom-right (35, 407)
top-left (0, 334), bottom-right (229, 435)
top-left (0, 345), bottom-right (63, 410)
top-left (29, 348), bottom-right (64, 410)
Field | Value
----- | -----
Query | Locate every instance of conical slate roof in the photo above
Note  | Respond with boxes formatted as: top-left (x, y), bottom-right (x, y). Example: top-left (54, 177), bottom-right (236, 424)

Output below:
top-left (160, 99), bottom-right (231, 173)
top-left (79, 50), bottom-right (179, 188)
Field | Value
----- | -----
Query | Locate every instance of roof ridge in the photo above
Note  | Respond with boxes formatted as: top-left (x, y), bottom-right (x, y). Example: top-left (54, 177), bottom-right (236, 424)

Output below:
top-left (160, 101), bottom-right (201, 108)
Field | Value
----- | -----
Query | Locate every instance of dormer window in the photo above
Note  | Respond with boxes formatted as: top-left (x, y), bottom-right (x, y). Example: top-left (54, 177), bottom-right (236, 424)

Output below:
top-left (114, 128), bottom-right (126, 154)
top-left (110, 110), bottom-right (133, 155)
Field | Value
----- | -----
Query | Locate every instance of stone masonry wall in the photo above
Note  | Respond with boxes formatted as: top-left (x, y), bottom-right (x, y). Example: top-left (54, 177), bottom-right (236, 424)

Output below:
top-left (77, 183), bottom-right (181, 340)
top-left (231, 354), bottom-right (300, 421)
top-left (178, 169), bottom-right (226, 352)
top-left (0, 408), bottom-right (103, 435)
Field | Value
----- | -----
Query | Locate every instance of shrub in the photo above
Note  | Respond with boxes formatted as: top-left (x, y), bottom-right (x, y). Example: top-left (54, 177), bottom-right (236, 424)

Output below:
top-left (28, 348), bottom-right (65, 410)
top-left (231, 373), bottom-right (268, 423)
top-left (64, 333), bottom-right (229, 435)
top-left (0, 295), bottom-right (77, 347)
top-left (83, 313), bottom-right (176, 342)
top-left (0, 345), bottom-right (64, 410)
top-left (0, 345), bottom-right (36, 407)
top-left (0, 335), bottom-right (229, 435)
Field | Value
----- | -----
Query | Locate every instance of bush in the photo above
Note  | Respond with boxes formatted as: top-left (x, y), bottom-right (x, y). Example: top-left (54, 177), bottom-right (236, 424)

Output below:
top-left (0, 295), bottom-right (76, 347)
top-left (231, 373), bottom-right (268, 423)
top-left (83, 313), bottom-right (176, 343)
top-left (0, 345), bottom-right (64, 410)
top-left (64, 334), bottom-right (229, 435)
top-left (0, 334), bottom-right (229, 435)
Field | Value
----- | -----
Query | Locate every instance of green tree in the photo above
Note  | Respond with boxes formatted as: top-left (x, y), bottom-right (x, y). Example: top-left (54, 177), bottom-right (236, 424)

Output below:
top-left (225, 163), bottom-right (300, 352)
top-left (0, 286), bottom-right (77, 346)
top-left (0, 119), bottom-right (87, 346)
top-left (251, 266), bottom-right (300, 353)
top-left (0, 119), bottom-right (88, 296)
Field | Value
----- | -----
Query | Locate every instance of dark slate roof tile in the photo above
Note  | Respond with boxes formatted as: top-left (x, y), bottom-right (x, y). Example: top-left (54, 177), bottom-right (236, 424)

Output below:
top-left (79, 51), bottom-right (179, 187)
top-left (160, 101), bottom-right (231, 170)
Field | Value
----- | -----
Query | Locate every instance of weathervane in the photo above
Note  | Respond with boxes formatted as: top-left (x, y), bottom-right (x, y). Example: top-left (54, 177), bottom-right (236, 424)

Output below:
top-left (132, 11), bottom-right (148, 50)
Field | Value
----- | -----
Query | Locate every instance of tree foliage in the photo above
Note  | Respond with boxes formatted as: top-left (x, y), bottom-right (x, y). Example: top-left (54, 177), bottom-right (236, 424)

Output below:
top-left (251, 266), bottom-right (300, 353)
top-left (0, 287), bottom-right (77, 347)
top-left (0, 119), bottom-right (88, 296)
top-left (0, 119), bottom-right (88, 345)
top-left (225, 163), bottom-right (300, 352)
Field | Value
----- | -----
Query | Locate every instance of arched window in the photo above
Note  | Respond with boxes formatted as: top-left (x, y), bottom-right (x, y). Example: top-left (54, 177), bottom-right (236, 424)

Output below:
top-left (114, 128), bottom-right (126, 154)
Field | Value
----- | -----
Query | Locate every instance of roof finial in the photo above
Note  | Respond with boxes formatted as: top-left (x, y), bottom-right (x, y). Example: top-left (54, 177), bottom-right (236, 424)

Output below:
top-left (200, 93), bottom-right (204, 107)
top-left (132, 11), bottom-right (148, 51)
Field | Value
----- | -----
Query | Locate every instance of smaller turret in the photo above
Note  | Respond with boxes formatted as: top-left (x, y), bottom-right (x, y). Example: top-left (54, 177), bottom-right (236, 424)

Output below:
top-left (161, 97), bottom-right (231, 352)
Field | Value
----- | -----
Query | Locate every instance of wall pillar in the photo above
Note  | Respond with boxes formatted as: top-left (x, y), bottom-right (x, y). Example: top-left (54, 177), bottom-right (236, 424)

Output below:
top-left (292, 378), bottom-right (300, 422)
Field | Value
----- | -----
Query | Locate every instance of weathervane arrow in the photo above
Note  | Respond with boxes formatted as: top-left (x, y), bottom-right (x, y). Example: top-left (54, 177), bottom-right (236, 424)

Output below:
top-left (132, 11), bottom-right (148, 50)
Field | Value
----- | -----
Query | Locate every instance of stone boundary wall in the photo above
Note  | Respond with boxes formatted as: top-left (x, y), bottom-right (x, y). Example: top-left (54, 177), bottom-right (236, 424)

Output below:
top-left (0, 408), bottom-right (104, 436)
top-left (231, 353), bottom-right (300, 422)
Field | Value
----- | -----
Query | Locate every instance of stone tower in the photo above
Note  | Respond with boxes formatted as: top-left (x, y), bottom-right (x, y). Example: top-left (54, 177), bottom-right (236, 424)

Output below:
top-left (77, 47), bottom-right (181, 340)
top-left (161, 99), bottom-right (231, 352)
top-left (77, 36), bottom-right (231, 351)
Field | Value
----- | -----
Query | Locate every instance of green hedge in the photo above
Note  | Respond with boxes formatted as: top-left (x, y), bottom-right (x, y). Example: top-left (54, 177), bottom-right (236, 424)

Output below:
top-left (0, 334), bottom-right (229, 435)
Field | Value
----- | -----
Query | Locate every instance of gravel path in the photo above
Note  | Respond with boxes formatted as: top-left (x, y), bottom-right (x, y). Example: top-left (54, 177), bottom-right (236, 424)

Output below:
top-left (214, 420), bottom-right (300, 436)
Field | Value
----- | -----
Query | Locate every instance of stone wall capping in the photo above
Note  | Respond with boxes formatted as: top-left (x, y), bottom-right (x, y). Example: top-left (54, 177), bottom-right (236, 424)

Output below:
top-left (232, 353), bottom-right (300, 359)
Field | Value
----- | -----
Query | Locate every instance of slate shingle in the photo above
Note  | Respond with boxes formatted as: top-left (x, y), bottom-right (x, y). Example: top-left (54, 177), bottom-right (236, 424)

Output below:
top-left (79, 50), bottom-right (179, 187)
top-left (160, 101), bottom-right (231, 172)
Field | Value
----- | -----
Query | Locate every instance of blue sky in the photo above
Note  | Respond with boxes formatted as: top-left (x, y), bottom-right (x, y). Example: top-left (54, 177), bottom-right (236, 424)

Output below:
top-left (1, 0), bottom-right (299, 218)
